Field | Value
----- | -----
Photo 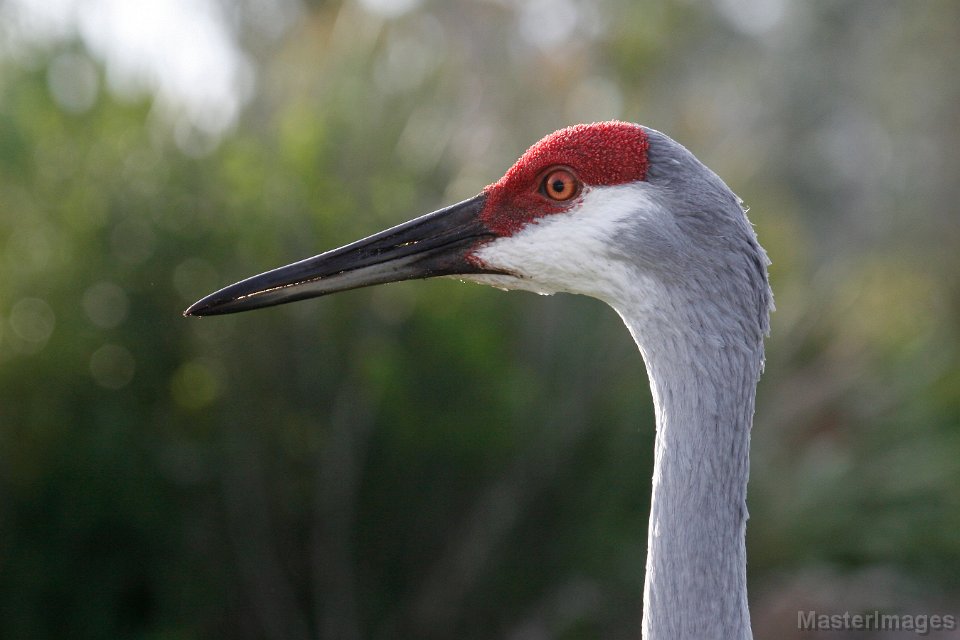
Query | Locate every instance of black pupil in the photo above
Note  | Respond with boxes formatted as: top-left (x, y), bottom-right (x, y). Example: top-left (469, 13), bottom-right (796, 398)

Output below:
top-left (551, 178), bottom-right (565, 194)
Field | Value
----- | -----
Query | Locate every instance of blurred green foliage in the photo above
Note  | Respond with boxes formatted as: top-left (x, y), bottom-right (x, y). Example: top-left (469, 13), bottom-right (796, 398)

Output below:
top-left (1, 1), bottom-right (959, 638)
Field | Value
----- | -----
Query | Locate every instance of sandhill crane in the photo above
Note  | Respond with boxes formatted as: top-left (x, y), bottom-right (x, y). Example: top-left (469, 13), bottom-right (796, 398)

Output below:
top-left (186, 121), bottom-right (772, 640)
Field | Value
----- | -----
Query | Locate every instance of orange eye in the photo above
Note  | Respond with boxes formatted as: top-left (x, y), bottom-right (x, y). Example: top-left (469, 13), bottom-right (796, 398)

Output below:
top-left (540, 168), bottom-right (579, 202)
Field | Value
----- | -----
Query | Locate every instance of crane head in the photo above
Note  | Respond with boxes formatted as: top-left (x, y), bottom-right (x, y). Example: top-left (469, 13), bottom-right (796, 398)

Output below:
top-left (185, 121), bottom-right (767, 324)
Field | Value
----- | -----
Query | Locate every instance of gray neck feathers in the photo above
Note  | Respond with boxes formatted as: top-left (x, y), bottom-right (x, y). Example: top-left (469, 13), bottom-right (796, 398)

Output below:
top-left (623, 307), bottom-right (760, 640)
top-left (610, 128), bottom-right (772, 640)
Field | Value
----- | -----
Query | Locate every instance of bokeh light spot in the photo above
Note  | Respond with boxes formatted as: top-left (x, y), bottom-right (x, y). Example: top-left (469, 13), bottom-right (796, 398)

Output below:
top-left (47, 51), bottom-right (99, 113)
top-left (714, 0), bottom-right (787, 36)
top-left (517, 0), bottom-right (580, 51)
top-left (5, 224), bottom-right (54, 276)
top-left (357, 0), bottom-right (421, 19)
top-left (9, 298), bottom-right (55, 350)
top-left (89, 343), bottom-right (136, 389)
top-left (170, 359), bottom-right (223, 410)
top-left (82, 281), bottom-right (129, 329)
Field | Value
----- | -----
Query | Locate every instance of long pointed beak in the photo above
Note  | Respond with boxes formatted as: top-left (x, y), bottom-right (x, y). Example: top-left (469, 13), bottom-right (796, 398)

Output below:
top-left (184, 194), bottom-right (498, 317)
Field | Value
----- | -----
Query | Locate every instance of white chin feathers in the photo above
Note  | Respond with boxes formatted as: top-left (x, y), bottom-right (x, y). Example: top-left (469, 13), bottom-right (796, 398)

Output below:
top-left (455, 273), bottom-right (559, 296)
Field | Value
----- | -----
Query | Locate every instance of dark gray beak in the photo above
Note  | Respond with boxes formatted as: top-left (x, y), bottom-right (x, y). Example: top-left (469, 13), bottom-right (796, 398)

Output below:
top-left (184, 194), bottom-right (498, 317)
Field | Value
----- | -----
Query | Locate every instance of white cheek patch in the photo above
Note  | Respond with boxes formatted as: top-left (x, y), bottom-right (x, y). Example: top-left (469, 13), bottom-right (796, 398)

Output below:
top-left (465, 183), bottom-right (665, 302)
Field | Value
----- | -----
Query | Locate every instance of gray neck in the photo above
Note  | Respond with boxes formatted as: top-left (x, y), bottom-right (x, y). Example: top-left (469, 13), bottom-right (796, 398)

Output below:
top-left (616, 303), bottom-right (762, 640)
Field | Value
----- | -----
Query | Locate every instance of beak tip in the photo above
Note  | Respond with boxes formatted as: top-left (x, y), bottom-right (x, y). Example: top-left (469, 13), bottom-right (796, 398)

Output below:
top-left (183, 297), bottom-right (221, 317)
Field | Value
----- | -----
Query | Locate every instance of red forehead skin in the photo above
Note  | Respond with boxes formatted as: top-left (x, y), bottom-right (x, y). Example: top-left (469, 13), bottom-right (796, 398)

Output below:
top-left (478, 121), bottom-right (649, 236)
